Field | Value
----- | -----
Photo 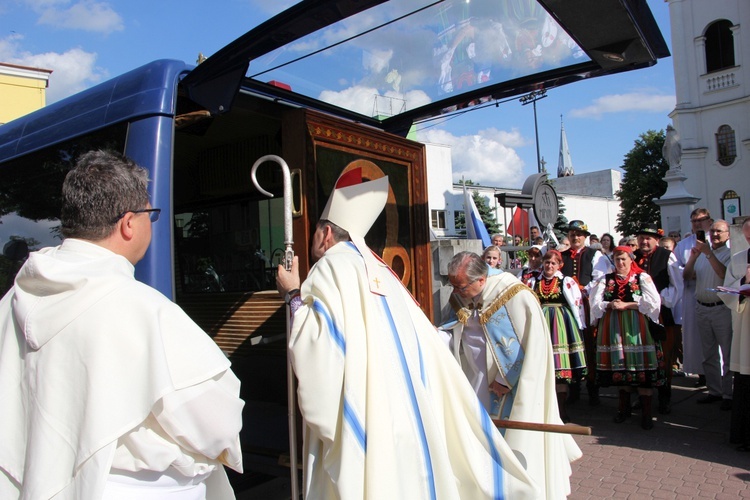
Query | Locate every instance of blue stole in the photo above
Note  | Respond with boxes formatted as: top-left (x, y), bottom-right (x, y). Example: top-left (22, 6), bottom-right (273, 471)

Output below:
top-left (448, 268), bottom-right (527, 422)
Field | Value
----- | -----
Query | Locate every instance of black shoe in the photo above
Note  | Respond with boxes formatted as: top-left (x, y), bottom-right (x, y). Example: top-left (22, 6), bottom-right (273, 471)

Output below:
top-left (613, 410), bottom-right (631, 423)
top-left (587, 385), bottom-right (601, 407)
top-left (658, 402), bottom-right (672, 414)
top-left (696, 394), bottom-right (722, 404)
top-left (641, 416), bottom-right (654, 430)
top-left (720, 399), bottom-right (733, 411)
top-left (567, 383), bottom-right (580, 403)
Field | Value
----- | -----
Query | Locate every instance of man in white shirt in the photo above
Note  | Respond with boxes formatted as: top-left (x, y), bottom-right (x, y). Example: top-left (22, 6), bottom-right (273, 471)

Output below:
top-left (674, 208), bottom-right (714, 386)
top-left (683, 219), bottom-right (734, 410)
top-left (0, 150), bottom-right (244, 499)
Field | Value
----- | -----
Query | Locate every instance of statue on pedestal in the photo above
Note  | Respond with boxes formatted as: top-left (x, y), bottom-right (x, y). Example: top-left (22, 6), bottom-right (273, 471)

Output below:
top-left (662, 125), bottom-right (682, 172)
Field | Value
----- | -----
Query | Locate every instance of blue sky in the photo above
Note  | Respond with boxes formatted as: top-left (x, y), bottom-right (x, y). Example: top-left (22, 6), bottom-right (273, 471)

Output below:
top-left (1, 0), bottom-right (675, 188)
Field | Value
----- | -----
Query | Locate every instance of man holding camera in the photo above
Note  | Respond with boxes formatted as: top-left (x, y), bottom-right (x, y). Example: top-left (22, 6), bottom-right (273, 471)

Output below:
top-left (683, 219), bottom-right (733, 409)
top-left (675, 208), bottom-right (714, 385)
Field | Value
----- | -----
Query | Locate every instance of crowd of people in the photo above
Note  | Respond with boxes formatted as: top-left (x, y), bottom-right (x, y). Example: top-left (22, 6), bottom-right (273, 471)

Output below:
top-left (481, 214), bottom-right (749, 448)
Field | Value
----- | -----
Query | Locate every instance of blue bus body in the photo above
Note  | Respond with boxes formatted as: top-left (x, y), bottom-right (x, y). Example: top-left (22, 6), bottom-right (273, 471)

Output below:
top-left (0, 59), bottom-right (189, 296)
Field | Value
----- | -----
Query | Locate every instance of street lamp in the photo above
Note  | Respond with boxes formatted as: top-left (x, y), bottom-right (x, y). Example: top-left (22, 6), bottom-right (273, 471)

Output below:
top-left (520, 89), bottom-right (548, 173)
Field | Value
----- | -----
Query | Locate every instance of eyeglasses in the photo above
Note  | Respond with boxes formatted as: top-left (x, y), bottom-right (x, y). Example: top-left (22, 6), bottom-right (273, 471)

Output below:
top-left (709, 229), bottom-right (728, 234)
top-left (111, 208), bottom-right (161, 224)
top-left (691, 216), bottom-right (710, 223)
top-left (450, 279), bottom-right (477, 293)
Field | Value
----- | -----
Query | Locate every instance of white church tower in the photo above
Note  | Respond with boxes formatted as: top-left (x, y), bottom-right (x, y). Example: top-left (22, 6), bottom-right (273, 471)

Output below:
top-left (667, 0), bottom-right (749, 227)
top-left (557, 116), bottom-right (574, 177)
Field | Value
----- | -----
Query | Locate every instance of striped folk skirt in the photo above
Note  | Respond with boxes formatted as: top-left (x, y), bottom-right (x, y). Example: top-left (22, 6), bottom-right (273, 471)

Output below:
top-left (541, 303), bottom-right (587, 383)
top-left (595, 309), bottom-right (666, 388)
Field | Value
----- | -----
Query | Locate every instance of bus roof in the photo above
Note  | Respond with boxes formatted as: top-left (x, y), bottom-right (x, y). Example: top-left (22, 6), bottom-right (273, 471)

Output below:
top-left (0, 60), bottom-right (189, 162)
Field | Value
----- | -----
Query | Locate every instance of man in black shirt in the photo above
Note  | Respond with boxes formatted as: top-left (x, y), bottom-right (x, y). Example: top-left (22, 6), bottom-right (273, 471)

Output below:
top-left (634, 224), bottom-right (683, 414)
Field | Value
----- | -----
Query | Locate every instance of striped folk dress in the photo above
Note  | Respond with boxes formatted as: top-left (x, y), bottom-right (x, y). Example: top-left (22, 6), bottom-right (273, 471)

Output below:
top-left (532, 275), bottom-right (587, 383)
top-left (594, 272), bottom-right (666, 388)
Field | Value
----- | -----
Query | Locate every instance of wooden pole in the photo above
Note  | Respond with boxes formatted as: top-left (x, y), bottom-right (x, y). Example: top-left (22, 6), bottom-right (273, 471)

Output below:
top-left (493, 418), bottom-right (592, 436)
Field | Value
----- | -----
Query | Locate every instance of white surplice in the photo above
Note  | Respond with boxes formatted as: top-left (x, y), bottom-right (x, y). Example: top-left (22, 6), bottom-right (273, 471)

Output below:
top-left (289, 242), bottom-right (537, 499)
top-left (720, 249), bottom-right (750, 375)
top-left (0, 239), bottom-right (243, 500)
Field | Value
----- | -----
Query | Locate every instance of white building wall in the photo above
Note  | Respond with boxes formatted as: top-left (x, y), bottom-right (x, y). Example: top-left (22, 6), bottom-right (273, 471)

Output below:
top-left (424, 145), bottom-right (624, 243)
top-left (668, 0), bottom-right (750, 228)
top-left (424, 142), bottom-right (457, 237)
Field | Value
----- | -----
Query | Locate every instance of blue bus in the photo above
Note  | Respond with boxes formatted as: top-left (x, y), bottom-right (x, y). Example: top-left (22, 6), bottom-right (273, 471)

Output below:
top-left (0, 0), bottom-right (668, 490)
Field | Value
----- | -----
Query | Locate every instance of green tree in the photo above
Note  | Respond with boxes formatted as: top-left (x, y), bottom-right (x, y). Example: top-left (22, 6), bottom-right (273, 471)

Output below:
top-left (615, 130), bottom-right (668, 236)
top-left (552, 194), bottom-right (568, 241)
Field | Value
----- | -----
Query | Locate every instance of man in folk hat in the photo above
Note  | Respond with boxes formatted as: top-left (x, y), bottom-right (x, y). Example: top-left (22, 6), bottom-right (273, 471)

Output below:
top-left (561, 220), bottom-right (610, 405)
top-left (635, 224), bottom-right (683, 414)
top-left (276, 168), bottom-right (537, 499)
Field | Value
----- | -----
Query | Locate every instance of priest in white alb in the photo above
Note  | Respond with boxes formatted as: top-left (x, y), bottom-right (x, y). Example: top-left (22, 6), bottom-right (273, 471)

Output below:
top-left (276, 167), bottom-right (538, 499)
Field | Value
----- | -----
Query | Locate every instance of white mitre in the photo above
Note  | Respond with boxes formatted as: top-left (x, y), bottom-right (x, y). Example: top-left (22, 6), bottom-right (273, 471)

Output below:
top-left (320, 168), bottom-right (390, 295)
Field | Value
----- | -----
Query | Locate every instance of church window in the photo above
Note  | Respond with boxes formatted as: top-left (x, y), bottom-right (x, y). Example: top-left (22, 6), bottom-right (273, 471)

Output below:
top-left (705, 20), bottom-right (735, 73)
top-left (716, 125), bottom-right (736, 166)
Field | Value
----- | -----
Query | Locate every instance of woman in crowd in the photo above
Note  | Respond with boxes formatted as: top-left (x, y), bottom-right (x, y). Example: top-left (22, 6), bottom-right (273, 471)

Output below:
top-left (600, 233), bottom-right (615, 257)
top-left (528, 249), bottom-right (587, 423)
top-left (482, 245), bottom-right (503, 269)
top-left (520, 245), bottom-right (545, 284)
top-left (589, 246), bottom-right (665, 430)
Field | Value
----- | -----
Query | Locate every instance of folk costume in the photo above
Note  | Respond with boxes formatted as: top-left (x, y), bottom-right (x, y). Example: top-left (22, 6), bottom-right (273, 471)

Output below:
top-left (560, 220), bottom-right (611, 406)
top-left (0, 239), bottom-right (243, 500)
top-left (634, 225), bottom-right (684, 413)
top-left (443, 269), bottom-right (582, 500)
top-left (289, 170), bottom-right (537, 499)
top-left (590, 263), bottom-right (665, 388)
top-left (528, 271), bottom-right (587, 385)
top-left (719, 247), bottom-right (750, 448)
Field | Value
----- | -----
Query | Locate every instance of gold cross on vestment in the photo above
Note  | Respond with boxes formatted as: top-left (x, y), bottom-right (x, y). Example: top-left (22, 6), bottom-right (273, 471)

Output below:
top-left (372, 277), bottom-right (381, 288)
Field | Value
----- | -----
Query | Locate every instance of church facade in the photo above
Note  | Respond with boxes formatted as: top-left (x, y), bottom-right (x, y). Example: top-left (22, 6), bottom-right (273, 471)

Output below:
top-left (667, 0), bottom-right (749, 227)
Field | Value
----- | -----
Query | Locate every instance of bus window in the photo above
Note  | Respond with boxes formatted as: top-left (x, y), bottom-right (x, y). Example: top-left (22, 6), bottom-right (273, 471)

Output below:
top-left (0, 123), bottom-right (127, 294)
top-left (172, 106), bottom-right (286, 297)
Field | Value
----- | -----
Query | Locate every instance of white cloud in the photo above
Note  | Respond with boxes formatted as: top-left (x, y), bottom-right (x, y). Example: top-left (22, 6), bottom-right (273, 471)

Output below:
top-left (569, 92), bottom-right (675, 119)
top-left (319, 85), bottom-right (431, 116)
top-left (418, 128), bottom-right (526, 185)
top-left (0, 34), bottom-right (106, 102)
top-left (27, 0), bottom-right (123, 34)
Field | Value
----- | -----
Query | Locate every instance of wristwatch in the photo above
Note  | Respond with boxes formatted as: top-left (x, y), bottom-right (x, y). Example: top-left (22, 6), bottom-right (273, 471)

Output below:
top-left (284, 288), bottom-right (300, 304)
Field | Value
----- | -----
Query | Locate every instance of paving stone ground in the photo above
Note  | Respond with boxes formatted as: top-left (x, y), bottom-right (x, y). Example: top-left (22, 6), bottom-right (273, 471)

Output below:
top-left (568, 374), bottom-right (750, 499)
top-left (237, 374), bottom-right (749, 499)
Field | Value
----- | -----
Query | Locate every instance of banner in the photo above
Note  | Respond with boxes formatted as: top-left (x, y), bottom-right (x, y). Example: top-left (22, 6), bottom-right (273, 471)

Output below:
top-left (463, 181), bottom-right (492, 248)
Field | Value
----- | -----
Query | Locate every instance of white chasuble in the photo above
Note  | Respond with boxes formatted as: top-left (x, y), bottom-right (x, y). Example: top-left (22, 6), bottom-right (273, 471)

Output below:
top-left (290, 242), bottom-right (537, 499)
